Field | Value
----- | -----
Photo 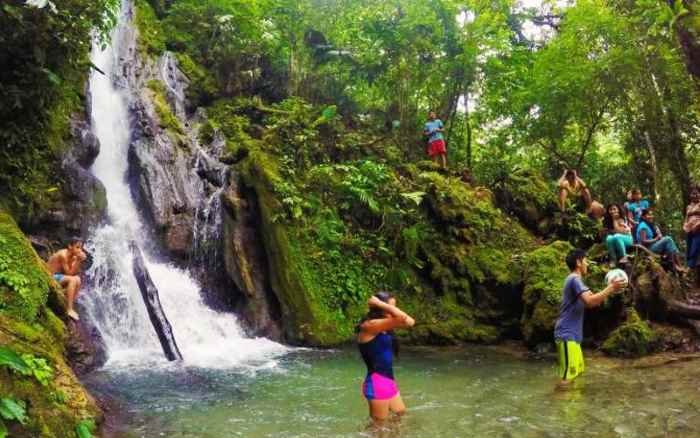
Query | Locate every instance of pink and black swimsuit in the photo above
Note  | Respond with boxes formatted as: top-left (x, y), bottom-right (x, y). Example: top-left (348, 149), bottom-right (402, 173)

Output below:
top-left (359, 332), bottom-right (399, 400)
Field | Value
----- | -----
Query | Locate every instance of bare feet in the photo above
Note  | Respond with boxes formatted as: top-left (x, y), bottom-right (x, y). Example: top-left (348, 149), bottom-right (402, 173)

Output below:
top-left (67, 309), bottom-right (80, 321)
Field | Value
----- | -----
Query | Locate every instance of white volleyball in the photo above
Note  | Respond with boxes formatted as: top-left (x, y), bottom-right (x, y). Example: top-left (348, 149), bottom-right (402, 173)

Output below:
top-left (605, 268), bottom-right (629, 285)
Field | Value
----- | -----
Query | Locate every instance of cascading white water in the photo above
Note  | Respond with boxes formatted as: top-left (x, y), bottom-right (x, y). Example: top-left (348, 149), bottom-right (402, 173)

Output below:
top-left (82, 1), bottom-right (286, 369)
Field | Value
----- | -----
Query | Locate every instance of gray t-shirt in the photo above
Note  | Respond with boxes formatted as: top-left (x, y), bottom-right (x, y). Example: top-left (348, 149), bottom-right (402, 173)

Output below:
top-left (553, 274), bottom-right (590, 343)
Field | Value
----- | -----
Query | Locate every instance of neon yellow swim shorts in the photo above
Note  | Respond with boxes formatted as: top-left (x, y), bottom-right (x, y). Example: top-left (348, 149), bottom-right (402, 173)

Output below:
top-left (556, 340), bottom-right (585, 381)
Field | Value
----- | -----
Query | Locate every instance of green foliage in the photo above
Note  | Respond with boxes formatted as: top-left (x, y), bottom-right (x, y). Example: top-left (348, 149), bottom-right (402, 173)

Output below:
top-left (175, 52), bottom-right (218, 106)
top-left (0, 0), bottom-right (118, 219)
top-left (0, 346), bottom-right (54, 387)
top-left (0, 397), bottom-right (28, 436)
top-left (0, 347), bottom-right (29, 375)
top-left (0, 212), bottom-right (52, 322)
top-left (147, 80), bottom-right (185, 139)
top-left (20, 354), bottom-right (53, 387)
top-left (75, 419), bottom-right (96, 438)
top-left (134, 0), bottom-right (166, 56)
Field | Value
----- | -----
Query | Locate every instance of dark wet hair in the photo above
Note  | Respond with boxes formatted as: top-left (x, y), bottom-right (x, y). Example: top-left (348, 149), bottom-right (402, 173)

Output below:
top-left (641, 208), bottom-right (652, 218)
top-left (357, 291), bottom-right (399, 356)
top-left (565, 169), bottom-right (576, 178)
top-left (565, 249), bottom-right (587, 271)
top-left (68, 236), bottom-right (83, 247)
top-left (364, 291), bottom-right (393, 321)
top-left (602, 203), bottom-right (625, 231)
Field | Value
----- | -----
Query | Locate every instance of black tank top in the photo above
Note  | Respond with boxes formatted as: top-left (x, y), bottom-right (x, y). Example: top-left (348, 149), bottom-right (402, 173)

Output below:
top-left (358, 332), bottom-right (394, 379)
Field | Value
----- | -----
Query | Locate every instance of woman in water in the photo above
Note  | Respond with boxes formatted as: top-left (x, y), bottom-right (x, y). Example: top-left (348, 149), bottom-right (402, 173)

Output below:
top-left (603, 204), bottom-right (633, 266)
top-left (684, 185), bottom-right (700, 286)
top-left (357, 292), bottom-right (415, 422)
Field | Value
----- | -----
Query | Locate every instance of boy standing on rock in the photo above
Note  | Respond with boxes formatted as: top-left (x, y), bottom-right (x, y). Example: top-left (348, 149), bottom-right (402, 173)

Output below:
top-left (554, 249), bottom-right (625, 387)
top-left (423, 110), bottom-right (447, 169)
top-left (47, 237), bottom-right (87, 321)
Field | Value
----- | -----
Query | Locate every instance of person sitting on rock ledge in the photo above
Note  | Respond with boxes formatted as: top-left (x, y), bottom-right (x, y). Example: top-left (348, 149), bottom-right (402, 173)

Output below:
top-left (557, 169), bottom-right (592, 213)
top-left (47, 237), bottom-right (87, 321)
top-left (683, 185), bottom-right (700, 286)
top-left (636, 209), bottom-right (687, 273)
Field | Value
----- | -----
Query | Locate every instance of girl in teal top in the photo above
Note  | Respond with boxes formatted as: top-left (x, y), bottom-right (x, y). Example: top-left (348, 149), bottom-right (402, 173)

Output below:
top-left (603, 204), bottom-right (633, 266)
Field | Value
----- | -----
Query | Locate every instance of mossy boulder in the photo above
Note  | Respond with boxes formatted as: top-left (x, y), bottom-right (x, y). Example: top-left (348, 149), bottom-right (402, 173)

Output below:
top-left (0, 210), bottom-right (100, 436)
top-left (492, 168), bottom-right (558, 234)
top-left (601, 309), bottom-right (658, 357)
top-left (520, 240), bottom-right (574, 346)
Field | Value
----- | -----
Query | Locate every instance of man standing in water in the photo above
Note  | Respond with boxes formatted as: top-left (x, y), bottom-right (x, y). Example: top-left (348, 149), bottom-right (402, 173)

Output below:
top-left (554, 249), bottom-right (625, 387)
top-left (423, 111), bottom-right (447, 169)
top-left (47, 237), bottom-right (87, 321)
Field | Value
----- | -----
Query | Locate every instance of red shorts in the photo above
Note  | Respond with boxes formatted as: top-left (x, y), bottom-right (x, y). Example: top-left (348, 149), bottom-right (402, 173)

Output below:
top-left (427, 139), bottom-right (446, 157)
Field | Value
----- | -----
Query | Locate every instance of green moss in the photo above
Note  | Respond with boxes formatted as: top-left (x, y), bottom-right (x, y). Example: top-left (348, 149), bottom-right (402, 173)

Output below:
top-left (0, 210), bottom-right (100, 436)
top-left (0, 315), bottom-right (100, 437)
top-left (241, 151), bottom-right (346, 345)
top-left (175, 52), bottom-right (218, 106)
top-left (239, 150), bottom-right (538, 345)
top-left (0, 64), bottom-right (87, 223)
top-left (203, 99), bottom-right (261, 160)
top-left (601, 309), bottom-right (657, 357)
top-left (520, 240), bottom-right (574, 346)
top-left (147, 80), bottom-right (186, 144)
top-left (134, 0), bottom-right (166, 57)
top-left (0, 211), bottom-right (52, 322)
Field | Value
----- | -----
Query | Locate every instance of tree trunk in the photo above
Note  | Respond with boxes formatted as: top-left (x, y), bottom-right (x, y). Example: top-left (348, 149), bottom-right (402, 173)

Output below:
top-left (465, 94), bottom-right (472, 169)
top-left (643, 131), bottom-right (660, 201)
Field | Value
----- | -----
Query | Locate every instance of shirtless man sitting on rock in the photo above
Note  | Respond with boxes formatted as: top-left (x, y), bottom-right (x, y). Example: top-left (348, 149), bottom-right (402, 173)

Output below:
top-left (47, 237), bottom-right (87, 321)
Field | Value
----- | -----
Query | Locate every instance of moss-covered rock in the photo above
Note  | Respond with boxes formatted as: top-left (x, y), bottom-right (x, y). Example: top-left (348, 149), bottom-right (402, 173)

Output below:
top-left (241, 151), bottom-right (347, 345)
top-left (520, 240), bottom-right (574, 346)
top-left (0, 210), bottom-right (100, 436)
top-left (239, 142), bottom-right (538, 345)
top-left (601, 309), bottom-right (658, 357)
top-left (492, 168), bottom-right (558, 234)
top-left (0, 211), bottom-right (53, 322)
top-left (134, 0), bottom-right (166, 57)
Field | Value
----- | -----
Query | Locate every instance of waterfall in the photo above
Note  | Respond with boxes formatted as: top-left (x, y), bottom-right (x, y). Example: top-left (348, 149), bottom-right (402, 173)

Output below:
top-left (81, 1), bottom-right (286, 369)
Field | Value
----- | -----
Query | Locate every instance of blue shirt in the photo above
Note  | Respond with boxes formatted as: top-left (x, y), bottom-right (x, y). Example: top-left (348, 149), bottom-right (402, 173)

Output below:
top-left (554, 274), bottom-right (590, 343)
top-left (627, 199), bottom-right (650, 223)
top-left (636, 221), bottom-right (656, 245)
top-left (424, 119), bottom-right (444, 142)
top-left (358, 332), bottom-right (394, 379)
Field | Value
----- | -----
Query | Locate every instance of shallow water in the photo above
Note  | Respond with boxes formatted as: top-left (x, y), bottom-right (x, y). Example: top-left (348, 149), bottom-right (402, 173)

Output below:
top-left (84, 346), bottom-right (700, 437)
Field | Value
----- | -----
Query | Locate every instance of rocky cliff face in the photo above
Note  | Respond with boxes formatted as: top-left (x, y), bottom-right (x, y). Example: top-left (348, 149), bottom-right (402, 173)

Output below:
top-left (119, 2), bottom-right (282, 337)
top-left (26, 99), bottom-right (107, 255)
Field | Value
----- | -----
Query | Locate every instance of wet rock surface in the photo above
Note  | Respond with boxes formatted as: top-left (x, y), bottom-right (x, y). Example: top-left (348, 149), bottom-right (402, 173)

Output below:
top-left (222, 175), bottom-right (282, 339)
top-left (113, 6), bottom-right (283, 337)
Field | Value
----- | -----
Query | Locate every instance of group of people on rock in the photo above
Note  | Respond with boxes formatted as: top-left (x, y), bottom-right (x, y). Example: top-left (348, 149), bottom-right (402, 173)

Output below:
top-left (557, 169), bottom-right (700, 279)
top-left (555, 185), bottom-right (700, 387)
